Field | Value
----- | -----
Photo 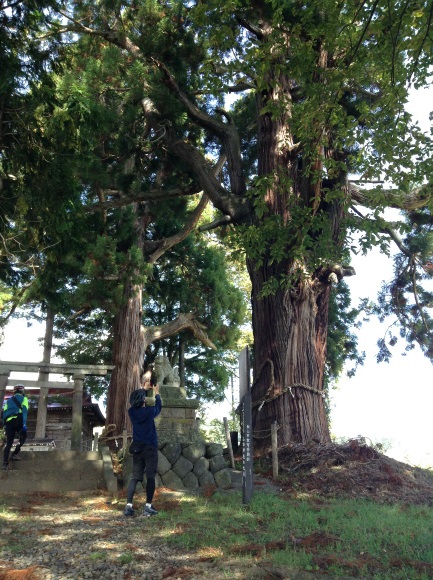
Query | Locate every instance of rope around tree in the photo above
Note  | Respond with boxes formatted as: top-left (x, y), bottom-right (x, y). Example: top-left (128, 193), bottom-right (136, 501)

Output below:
top-left (251, 359), bottom-right (326, 412)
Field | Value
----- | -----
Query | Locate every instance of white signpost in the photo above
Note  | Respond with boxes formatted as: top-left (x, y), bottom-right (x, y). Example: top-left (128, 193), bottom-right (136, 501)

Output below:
top-left (239, 346), bottom-right (253, 504)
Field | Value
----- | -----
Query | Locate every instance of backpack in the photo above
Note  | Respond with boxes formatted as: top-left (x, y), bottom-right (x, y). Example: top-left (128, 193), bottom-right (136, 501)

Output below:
top-left (1, 395), bottom-right (23, 426)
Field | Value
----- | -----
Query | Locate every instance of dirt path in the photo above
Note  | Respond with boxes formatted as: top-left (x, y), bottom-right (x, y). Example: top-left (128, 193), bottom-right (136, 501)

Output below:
top-left (0, 488), bottom-right (346, 580)
top-left (3, 440), bottom-right (425, 580)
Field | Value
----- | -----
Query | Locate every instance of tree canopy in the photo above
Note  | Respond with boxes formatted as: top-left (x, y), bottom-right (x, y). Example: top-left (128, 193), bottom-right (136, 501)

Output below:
top-left (0, 1), bottom-right (249, 415)
top-left (1, 0), bottom-right (433, 445)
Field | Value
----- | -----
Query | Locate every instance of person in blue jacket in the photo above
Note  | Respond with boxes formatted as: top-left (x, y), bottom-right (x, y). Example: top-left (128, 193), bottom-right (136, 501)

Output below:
top-left (2, 384), bottom-right (29, 470)
top-left (124, 375), bottom-right (162, 517)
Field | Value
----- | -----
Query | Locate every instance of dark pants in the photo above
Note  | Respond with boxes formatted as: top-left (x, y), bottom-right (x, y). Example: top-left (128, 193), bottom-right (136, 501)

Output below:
top-left (127, 444), bottom-right (158, 504)
top-left (3, 416), bottom-right (27, 464)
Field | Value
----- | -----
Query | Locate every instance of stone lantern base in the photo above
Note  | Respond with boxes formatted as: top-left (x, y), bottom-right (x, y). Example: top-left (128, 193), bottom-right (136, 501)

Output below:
top-left (156, 385), bottom-right (203, 444)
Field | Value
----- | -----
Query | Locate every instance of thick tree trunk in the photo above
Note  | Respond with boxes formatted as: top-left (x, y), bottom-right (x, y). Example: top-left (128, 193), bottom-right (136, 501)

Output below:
top-left (249, 262), bottom-right (331, 449)
top-left (249, 43), bottom-right (335, 449)
top-left (105, 296), bottom-right (216, 437)
top-left (105, 284), bottom-right (143, 434)
top-left (105, 199), bottom-right (148, 438)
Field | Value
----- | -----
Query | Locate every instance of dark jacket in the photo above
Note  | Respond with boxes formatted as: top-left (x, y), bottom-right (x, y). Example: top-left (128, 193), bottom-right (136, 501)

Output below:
top-left (128, 394), bottom-right (162, 448)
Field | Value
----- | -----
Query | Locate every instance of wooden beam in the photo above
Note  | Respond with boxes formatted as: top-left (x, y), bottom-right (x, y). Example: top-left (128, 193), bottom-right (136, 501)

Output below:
top-left (0, 361), bottom-right (114, 375)
top-left (6, 380), bottom-right (75, 390)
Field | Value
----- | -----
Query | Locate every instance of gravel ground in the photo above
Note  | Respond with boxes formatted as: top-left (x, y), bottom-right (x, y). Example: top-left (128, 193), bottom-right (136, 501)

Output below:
top-left (0, 490), bottom-right (225, 580)
top-left (0, 488), bottom-right (331, 580)
top-left (0, 483), bottom-right (360, 580)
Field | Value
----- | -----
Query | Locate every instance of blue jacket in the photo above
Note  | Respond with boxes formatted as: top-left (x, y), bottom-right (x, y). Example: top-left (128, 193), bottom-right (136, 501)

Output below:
top-left (128, 394), bottom-right (162, 448)
top-left (3, 394), bottom-right (29, 425)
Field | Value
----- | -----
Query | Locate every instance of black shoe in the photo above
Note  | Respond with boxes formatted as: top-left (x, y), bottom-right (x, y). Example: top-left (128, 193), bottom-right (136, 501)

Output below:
top-left (11, 454), bottom-right (21, 461)
top-left (123, 505), bottom-right (135, 517)
top-left (143, 504), bottom-right (158, 517)
top-left (2, 463), bottom-right (8, 470)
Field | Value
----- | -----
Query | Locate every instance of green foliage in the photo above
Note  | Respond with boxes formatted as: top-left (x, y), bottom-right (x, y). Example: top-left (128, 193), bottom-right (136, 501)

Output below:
top-left (0, 10), bottom-right (249, 406)
top-left (3, 0), bottom-right (433, 419)
top-left (200, 411), bottom-right (240, 446)
top-left (371, 207), bottom-right (433, 362)
top-left (199, 418), bottom-right (226, 445)
top-left (326, 283), bottom-right (365, 382)
top-left (142, 228), bottom-right (248, 401)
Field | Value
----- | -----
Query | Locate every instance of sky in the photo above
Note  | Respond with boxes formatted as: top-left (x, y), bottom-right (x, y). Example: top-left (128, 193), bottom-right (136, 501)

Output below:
top-left (330, 82), bottom-right (433, 467)
top-left (1, 84), bottom-right (433, 466)
top-left (329, 245), bottom-right (433, 467)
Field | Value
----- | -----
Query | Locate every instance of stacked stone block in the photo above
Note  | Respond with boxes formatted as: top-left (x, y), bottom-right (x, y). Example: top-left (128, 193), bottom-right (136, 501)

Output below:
top-left (123, 441), bottom-right (232, 491)
top-left (157, 441), bottom-right (232, 490)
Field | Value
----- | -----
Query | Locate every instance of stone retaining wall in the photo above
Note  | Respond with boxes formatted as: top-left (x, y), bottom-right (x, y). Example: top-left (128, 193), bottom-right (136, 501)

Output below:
top-left (123, 441), bottom-right (232, 490)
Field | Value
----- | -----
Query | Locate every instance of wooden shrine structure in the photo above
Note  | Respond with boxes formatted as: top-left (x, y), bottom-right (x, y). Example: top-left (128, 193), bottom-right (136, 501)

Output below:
top-left (0, 361), bottom-right (114, 451)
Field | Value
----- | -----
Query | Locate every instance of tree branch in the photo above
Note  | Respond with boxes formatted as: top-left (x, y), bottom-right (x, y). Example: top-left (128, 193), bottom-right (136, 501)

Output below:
top-left (161, 126), bottom-right (250, 222)
top-left (317, 265), bottom-right (356, 285)
top-left (409, 0), bottom-right (433, 84)
top-left (145, 192), bottom-right (209, 264)
top-left (236, 16), bottom-right (265, 39)
top-left (55, 12), bottom-right (149, 84)
top-left (84, 186), bottom-right (199, 212)
top-left (411, 265), bottom-right (430, 333)
top-left (143, 155), bottom-right (227, 264)
top-left (154, 60), bottom-right (230, 136)
top-left (193, 80), bottom-right (255, 95)
top-left (349, 182), bottom-right (433, 210)
top-left (350, 210), bottom-right (428, 272)
top-left (142, 312), bottom-right (216, 350)
top-left (153, 60), bottom-right (247, 198)
top-left (0, 282), bottom-right (33, 326)
top-left (198, 215), bottom-right (233, 232)
top-left (54, 14), bottom-right (248, 221)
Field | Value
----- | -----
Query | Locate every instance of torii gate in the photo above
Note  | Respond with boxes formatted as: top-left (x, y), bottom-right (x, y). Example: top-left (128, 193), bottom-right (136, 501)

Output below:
top-left (0, 361), bottom-right (114, 451)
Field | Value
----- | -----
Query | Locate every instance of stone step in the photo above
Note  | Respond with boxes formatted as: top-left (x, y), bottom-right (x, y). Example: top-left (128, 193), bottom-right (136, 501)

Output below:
top-left (13, 450), bottom-right (101, 465)
top-left (2, 465), bottom-right (103, 481)
top-left (0, 469), bottom-right (104, 492)
top-left (0, 450), bottom-right (106, 493)
top-left (11, 458), bottom-right (103, 473)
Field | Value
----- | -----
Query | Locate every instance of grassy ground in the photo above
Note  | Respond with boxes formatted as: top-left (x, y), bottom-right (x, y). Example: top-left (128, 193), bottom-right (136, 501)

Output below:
top-left (2, 440), bottom-right (433, 579)
top-left (140, 488), bottom-right (433, 579)
top-left (2, 487), bottom-right (433, 579)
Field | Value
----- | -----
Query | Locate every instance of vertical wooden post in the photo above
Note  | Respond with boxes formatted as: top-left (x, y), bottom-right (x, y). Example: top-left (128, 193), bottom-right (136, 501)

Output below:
top-left (271, 421), bottom-right (278, 478)
top-left (223, 417), bottom-right (235, 468)
top-left (240, 346), bottom-right (253, 505)
top-left (71, 373), bottom-right (85, 451)
top-left (179, 337), bottom-right (185, 390)
top-left (123, 428), bottom-right (128, 449)
top-left (93, 432), bottom-right (99, 451)
top-left (35, 383), bottom-right (49, 438)
top-left (242, 390), bottom-right (253, 504)
top-left (0, 372), bottom-right (10, 411)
